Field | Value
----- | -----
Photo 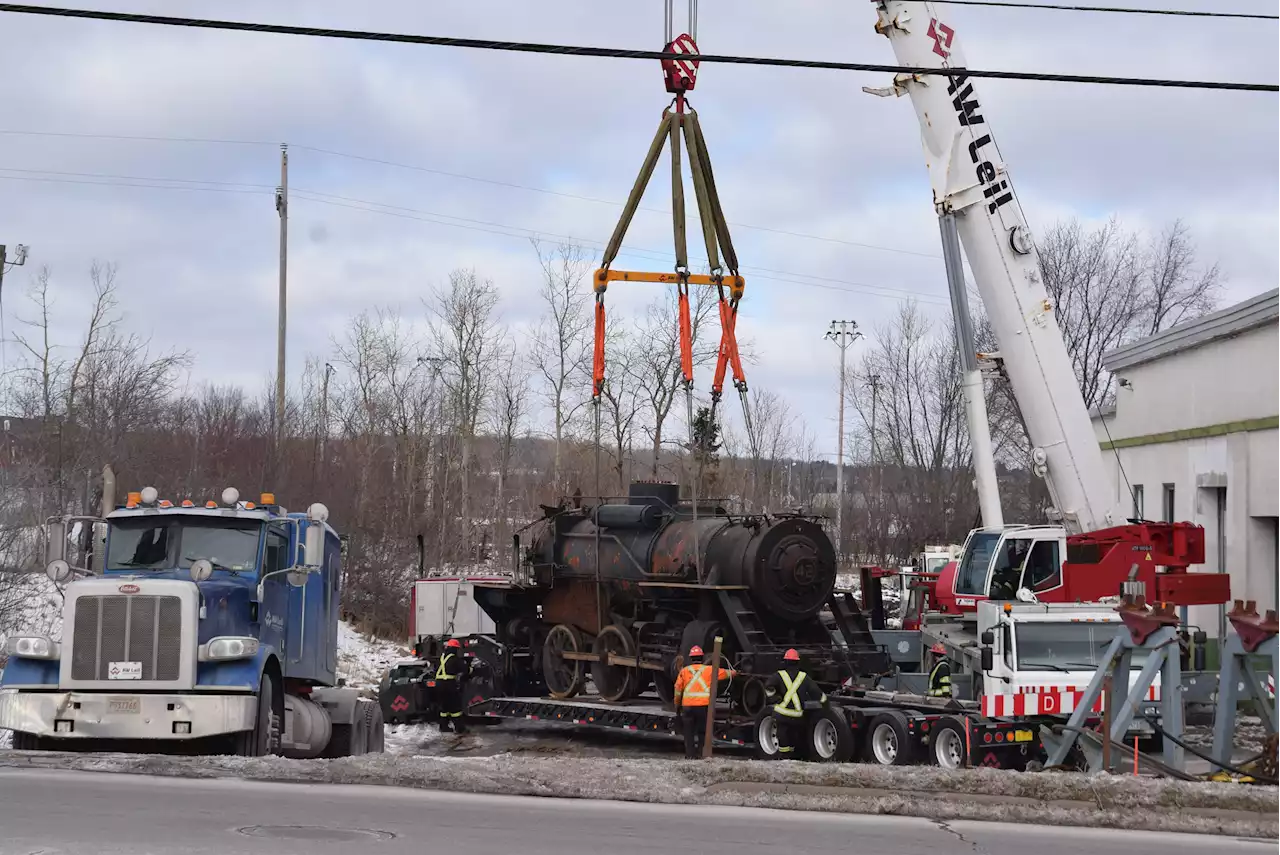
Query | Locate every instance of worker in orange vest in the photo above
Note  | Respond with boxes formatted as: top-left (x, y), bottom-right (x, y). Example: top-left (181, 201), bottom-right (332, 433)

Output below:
top-left (673, 645), bottom-right (735, 759)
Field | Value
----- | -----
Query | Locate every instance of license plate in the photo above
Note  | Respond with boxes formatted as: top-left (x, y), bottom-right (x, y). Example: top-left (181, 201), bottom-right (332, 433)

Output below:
top-left (1014, 729), bottom-right (1034, 743)
top-left (108, 661), bottom-right (142, 680)
top-left (108, 697), bottom-right (140, 714)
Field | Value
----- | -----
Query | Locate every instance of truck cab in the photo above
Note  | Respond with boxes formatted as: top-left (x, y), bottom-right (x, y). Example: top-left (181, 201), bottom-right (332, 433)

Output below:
top-left (933, 525), bottom-right (1067, 615)
top-left (0, 485), bottom-right (382, 757)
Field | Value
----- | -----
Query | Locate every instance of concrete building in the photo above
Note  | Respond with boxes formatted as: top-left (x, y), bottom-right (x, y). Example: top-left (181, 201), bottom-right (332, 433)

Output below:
top-left (1092, 289), bottom-right (1278, 639)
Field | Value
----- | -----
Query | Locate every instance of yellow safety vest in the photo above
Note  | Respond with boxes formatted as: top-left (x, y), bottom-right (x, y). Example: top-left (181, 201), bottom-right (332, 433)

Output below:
top-left (436, 653), bottom-right (458, 681)
top-left (774, 670), bottom-right (808, 718)
top-left (928, 661), bottom-right (952, 697)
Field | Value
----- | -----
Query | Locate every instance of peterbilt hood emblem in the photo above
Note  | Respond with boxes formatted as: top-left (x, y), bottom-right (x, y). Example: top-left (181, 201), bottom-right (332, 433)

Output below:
top-left (118, 584), bottom-right (140, 594)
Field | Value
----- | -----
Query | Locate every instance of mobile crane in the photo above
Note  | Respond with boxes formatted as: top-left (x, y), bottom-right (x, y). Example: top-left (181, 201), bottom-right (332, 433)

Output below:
top-left (868, 0), bottom-right (1231, 616)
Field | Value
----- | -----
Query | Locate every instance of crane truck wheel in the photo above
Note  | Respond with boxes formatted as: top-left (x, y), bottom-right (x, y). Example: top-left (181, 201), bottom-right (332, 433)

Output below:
top-left (866, 711), bottom-right (916, 766)
top-left (804, 708), bottom-right (854, 763)
top-left (928, 716), bottom-right (968, 770)
top-left (752, 708), bottom-right (783, 760)
top-left (235, 672), bottom-right (281, 757)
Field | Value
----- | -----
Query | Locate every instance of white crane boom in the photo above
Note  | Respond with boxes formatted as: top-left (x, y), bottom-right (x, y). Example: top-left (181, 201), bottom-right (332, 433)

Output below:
top-left (871, 0), bottom-right (1127, 535)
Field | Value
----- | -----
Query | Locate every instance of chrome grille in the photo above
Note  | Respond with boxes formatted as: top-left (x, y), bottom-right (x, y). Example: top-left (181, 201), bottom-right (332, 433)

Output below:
top-left (70, 594), bottom-right (183, 681)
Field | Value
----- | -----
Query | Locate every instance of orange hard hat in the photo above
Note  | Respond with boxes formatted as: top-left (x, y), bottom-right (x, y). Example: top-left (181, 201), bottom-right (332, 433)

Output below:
top-left (930, 642), bottom-right (947, 655)
top-left (783, 648), bottom-right (800, 662)
top-left (446, 639), bottom-right (461, 648)
top-left (688, 645), bottom-right (704, 657)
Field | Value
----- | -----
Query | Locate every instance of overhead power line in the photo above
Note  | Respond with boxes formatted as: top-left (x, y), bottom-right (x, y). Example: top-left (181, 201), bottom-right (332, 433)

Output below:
top-left (937, 0), bottom-right (1277, 19)
top-left (0, 129), bottom-right (944, 260)
top-left (0, 4), bottom-right (1273, 92)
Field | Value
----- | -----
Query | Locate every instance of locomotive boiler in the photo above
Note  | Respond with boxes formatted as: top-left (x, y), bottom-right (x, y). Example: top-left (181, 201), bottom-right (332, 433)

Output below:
top-left (472, 482), bottom-right (891, 712)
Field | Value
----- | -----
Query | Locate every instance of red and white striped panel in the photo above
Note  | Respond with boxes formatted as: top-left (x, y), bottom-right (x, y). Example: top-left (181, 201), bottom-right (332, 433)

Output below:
top-left (983, 684), bottom-right (1160, 718)
top-left (1014, 683), bottom-right (1160, 700)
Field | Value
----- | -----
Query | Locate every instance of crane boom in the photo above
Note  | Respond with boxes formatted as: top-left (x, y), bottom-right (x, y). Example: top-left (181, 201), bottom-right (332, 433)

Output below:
top-left (872, 0), bottom-right (1126, 535)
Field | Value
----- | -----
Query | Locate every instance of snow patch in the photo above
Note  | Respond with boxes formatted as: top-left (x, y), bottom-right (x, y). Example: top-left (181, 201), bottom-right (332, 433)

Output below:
top-left (336, 621), bottom-right (411, 690)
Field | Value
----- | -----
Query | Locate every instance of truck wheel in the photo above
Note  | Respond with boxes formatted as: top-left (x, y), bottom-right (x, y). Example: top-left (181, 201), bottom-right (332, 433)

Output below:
top-left (929, 717), bottom-right (968, 770)
top-left (363, 699), bottom-right (385, 754)
top-left (805, 708), bottom-right (854, 763)
top-left (753, 709), bottom-right (782, 760)
top-left (236, 673), bottom-right (281, 757)
top-left (866, 711), bottom-right (916, 766)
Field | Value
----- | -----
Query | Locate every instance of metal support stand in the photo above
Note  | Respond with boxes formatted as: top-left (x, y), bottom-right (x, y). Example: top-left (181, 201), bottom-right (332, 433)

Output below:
top-left (1044, 595), bottom-right (1185, 772)
top-left (1210, 600), bottom-right (1278, 772)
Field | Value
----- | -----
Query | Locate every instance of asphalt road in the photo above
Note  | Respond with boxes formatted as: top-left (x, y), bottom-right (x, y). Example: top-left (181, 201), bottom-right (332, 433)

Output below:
top-left (0, 769), bottom-right (1270, 855)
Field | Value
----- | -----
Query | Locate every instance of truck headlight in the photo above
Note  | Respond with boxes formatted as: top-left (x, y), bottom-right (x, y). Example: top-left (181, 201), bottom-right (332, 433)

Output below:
top-left (4, 635), bottom-right (60, 660)
top-left (198, 636), bottom-right (260, 662)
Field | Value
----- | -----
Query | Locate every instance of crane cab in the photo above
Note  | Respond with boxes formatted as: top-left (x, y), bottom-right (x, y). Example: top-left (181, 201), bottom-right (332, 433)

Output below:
top-left (933, 525), bottom-right (1067, 615)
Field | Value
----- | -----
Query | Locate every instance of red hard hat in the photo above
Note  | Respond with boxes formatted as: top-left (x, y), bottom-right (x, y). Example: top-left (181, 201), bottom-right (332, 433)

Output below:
top-left (688, 645), bottom-right (704, 657)
top-left (930, 642), bottom-right (946, 655)
top-left (446, 639), bottom-right (461, 648)
top-left (783, 648), bottom-right (800, 662)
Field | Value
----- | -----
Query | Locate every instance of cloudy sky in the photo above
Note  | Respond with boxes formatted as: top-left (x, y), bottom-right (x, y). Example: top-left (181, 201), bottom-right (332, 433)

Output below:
top-left (0, 0), bottom-right (1274, 457)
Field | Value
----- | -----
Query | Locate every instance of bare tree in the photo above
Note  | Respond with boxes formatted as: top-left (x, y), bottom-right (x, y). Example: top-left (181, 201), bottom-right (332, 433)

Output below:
top-left (489, 341), bottom-right (530, 567)
top-left (529, 240), bottom-right (593, 492)
top-left (1039, 217), bottom-right (1220, 409)
top-left (598, 318), bottom-right (645, 494)
top-left (629, 286), bottom-right (718, 478)
top-left (427, 269), bottom-right (502, 562)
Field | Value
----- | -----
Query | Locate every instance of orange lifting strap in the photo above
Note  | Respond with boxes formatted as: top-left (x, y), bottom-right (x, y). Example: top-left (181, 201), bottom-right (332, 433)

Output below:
top-left (587, 34), bottom-right (758, 461)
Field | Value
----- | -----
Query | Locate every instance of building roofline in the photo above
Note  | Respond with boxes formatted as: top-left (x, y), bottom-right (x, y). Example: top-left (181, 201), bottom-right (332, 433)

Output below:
top-left (1102, 288), bottom-right (1279, 372)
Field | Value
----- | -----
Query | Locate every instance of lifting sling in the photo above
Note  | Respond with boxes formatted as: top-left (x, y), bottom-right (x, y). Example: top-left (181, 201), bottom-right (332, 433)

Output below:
top-left (589, 19), bottom-right (760, 529)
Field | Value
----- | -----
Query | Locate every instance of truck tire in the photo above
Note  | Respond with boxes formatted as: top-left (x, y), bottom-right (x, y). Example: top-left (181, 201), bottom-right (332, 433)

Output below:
top-left (866, 711), bottom-right (916, 766)
top-left (11, 731), bottom-right (43, 751)
top-left (805, 708), bottom-right (855, 763)
top-left (753, 709), bottom-right (782, 760)
top-left (362, 699), bottom-right (385, 754)
top-left (928, 716), bottom-right (968, 770)
top-left (324, 723), bottom-right (353, 758)
top-left (235, 673), bottom-right (281, 757)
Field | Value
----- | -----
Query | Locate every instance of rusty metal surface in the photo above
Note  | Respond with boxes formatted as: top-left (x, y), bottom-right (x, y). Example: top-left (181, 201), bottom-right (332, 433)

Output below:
top-left (1226, 599), bottom-right (1279, 653)
top-left (1115, 593), bottom-right (1180, 645)
top-left (543, 581), bottom-right (603, 636)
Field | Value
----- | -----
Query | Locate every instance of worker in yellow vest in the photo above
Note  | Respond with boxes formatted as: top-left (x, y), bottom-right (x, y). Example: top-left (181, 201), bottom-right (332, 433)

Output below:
top-left (435, 638), bottom-right (471, 733)
top-left (765, 648), bottom-right (827, 755)
top-left (927, 642), bottom-right (953, 698)
top-left (673, 645), bottom-right (735, 759)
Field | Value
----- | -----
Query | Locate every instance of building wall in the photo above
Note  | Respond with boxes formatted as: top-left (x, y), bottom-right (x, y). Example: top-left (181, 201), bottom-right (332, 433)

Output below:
top-left (1091, 315), bottom-right (1279, 637)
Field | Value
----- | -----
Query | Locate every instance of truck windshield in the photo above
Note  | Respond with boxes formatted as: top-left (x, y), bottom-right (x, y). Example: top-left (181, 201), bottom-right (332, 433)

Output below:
top-left (1015, 622), bottom-right (1148, 671)
top-left (955, 532), bottom-right (1000, 595)
top-left (107, 517), bottom-right (262, 574)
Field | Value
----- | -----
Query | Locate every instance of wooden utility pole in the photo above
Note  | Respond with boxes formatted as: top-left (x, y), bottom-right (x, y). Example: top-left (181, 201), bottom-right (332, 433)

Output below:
top-left (274, 144), bottom-right (289, 453)
top-left (701, 634), bottom-right (724, 758)
top-left (825, 321), bottom-right (860, 563)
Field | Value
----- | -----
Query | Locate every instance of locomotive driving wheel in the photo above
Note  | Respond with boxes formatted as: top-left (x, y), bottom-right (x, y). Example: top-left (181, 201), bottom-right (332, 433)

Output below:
top-left (591, 625), bottom-right (637, 702)
top-left (543, 624), bottom-right (585, 699)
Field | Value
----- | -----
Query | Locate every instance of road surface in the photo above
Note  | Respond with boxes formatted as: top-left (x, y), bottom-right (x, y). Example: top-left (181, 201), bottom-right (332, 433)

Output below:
top-left (0, 768), bottom-right (1269, 855)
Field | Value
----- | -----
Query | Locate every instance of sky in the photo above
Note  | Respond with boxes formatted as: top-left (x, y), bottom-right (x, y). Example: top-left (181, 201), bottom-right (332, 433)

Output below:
top-left (0, 0), bottom-right (1275, 460)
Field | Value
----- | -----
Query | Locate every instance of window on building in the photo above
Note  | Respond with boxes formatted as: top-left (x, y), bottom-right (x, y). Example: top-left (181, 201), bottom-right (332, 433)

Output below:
top-left (1162, 483), bottom-right (1176, 523)
top-left (1132, 484), bottom-right (1144, 520)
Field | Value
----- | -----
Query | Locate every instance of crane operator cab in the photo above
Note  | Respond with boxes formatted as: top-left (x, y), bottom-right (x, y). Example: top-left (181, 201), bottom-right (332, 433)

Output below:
top-left (937, 526), bottom-right (1066, 614)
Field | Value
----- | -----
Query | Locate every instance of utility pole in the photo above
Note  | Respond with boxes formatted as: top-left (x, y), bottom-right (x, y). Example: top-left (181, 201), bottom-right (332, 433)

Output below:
top-left (868, 373), bottom-right (882, 563)
top-left (825, 320), bottom-right (861, 564)
top-left (0, 244), bottom-right (30, 368)
top-left (274, 144), bottom-right (289, 455)
top-left (318, 362), bottom-right (334, 482)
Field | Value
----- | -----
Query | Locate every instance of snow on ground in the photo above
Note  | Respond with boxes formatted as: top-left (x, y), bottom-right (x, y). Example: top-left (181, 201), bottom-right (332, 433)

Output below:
top-left (336, 621), bottom-right (412, 691)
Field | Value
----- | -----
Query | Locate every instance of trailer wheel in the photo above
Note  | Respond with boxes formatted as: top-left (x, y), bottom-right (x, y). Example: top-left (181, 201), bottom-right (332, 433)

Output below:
top-left (805, 708), bottom-right (854, 763)
top-left (753, 709), bottom-right (783, 760)
top-left (11, 731), bottom-right (43, 751)
top-left (929, 717), bottom-right (967, 770)
top-left (866, 711), bottom-right (915, 766)
top-left (363, 699), bottom-right (386, 754)
top-left (236, 672), bottom-right (281, 757)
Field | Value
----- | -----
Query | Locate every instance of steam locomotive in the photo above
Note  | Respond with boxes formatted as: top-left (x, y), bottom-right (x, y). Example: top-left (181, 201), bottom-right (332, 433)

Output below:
top-left (470, 482), bottom-right (891, 713)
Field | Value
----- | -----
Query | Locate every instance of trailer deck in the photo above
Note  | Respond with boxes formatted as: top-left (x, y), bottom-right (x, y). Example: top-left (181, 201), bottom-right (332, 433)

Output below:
top-left (477, 696), bottom-right (752, 747)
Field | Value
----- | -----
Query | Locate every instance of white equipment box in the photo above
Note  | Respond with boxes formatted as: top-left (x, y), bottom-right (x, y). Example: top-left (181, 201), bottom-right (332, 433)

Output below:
top-left (411, 577), bottom-right (505, 639)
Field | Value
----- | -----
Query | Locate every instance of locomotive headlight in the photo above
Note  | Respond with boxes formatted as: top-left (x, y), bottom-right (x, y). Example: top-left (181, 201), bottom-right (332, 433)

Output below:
top-left (4, 635), bottom-right (60, 660)
top-left (198, 636), bottom-right (260, 662)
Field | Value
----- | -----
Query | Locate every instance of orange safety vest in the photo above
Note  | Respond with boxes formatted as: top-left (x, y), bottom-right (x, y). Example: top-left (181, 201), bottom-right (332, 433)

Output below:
top-left (674, 664), bottom-right (731, 707)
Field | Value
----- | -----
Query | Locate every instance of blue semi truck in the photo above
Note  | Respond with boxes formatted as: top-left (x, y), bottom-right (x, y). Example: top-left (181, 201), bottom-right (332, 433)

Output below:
top-left (0, 484), bottom-right (383, 757)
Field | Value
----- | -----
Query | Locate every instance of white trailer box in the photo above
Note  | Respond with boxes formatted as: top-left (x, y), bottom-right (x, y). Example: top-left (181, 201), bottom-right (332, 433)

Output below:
top-left (411, 577), bottom-right (504, 639)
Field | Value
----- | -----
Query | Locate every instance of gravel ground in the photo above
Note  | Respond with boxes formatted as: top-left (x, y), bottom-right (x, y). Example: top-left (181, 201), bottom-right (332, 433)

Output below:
top-left (0, 748), bottom-right (1274, 839)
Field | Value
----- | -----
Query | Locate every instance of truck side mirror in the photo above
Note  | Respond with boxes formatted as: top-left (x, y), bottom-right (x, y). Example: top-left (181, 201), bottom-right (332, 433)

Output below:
top-left (980, 630), bottom-right (994, 645)
top-left (303, 503), bottom-right (329, 569)
top-left (45, 519), bottom-right (67, 567)
top-left (980, 646), bottom-right (994, 672)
